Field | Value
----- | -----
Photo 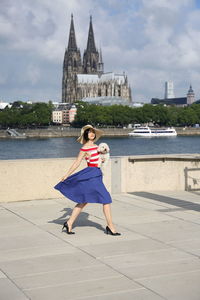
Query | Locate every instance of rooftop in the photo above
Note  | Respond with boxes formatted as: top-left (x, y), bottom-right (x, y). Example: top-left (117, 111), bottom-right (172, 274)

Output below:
top-left (77, 72), bottom-right (126, 84)
top-left (0, 191), bottom-right (200, 299)
top-left (82, 96), bottom-right (130, 106)
top-left (151, 97), bottom-right (187, 105)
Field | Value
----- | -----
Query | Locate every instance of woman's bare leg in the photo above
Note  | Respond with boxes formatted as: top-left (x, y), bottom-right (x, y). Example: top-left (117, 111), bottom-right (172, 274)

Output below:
top-left (103, 204), bottom-right (117, 233)
top-left (67, 203), bottom-right (87, 230)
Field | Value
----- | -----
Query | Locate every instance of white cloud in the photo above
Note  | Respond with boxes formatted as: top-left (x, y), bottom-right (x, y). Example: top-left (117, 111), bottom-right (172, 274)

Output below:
top-left (26, 64), bottom-right (41, 85)
top-left (0, 0), bottom-right (200, 102)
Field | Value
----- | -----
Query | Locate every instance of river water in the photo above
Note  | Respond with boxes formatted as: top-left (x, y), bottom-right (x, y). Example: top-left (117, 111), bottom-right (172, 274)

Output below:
top-left (0, 136), bottom-right (200, 160)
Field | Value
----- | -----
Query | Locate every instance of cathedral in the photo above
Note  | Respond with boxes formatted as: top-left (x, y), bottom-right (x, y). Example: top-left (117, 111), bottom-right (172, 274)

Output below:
top-left (62, 15), bottom-right (132, 104)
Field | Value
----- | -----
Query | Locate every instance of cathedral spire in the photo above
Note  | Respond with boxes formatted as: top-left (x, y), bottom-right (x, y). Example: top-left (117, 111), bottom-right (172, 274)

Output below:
top-left (67, 14), bottom-right (77, 51)
top-left (62, 14), bottom-right (82, 103)
top-left (86, 15), bottom-right (96, 52)
top-left (83, 16), bottom-right (99, 74)
top-left (99, 47), bottom-right (103, 64)
top-left (98, 47), bottom-right (104, 74)
top-left (188, 84), bottom-right (194, 93)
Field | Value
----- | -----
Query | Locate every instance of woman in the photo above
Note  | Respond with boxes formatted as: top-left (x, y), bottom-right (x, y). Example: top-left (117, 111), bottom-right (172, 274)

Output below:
top-left (54, 124), bottom-right (120, 236)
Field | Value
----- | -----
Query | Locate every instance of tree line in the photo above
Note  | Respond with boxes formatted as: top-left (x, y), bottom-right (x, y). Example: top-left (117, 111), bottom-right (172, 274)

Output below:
top-left (0, 101), bottom-right (53, 128)
top-left (73, 102), bottom-right (200, 127)
top-left (0, 100), bottom-right (200, 128)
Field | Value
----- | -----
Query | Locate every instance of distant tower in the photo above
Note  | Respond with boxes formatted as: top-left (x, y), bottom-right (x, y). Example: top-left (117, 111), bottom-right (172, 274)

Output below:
top-left (83, 16), bottom-right (99, 74)
top-left (62, 14), bottom-right (82, 103)
top-left (164, 81), bottom-right (175, 99)
top-left (187, 85), bottom-right (195, 105)
top-left (97, 47), bottom-right (104, 75)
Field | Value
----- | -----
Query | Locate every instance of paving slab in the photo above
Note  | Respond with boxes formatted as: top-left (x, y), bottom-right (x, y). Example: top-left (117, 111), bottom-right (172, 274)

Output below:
top-left (0, 223), bottom-right (45, 238)
top-left (131, 191), bottom-right (200, 207)
top-left (152, 191), bottom-right (200, 204)
top-left (113, 193), bottom-right (174, 211)
top-left (168, 238), bottom-right (200, 256)
top-left (0, 191), bottom-right (199, 300)
top-left (100, 248), bottom-right (193, 269)
top-left (14, 265), bottom-right (119, 290)
top-left (0, 210), bottom-right (29, 227)
top-left (0, 251), bottom-right (98, 278)
top-left (40, 215), bottom-right (144, 247)
top-left (81, 238), bottom-right (171, 259)
top-left (0, 278), bottom-right (29, 300)
top-left (163, 210), bottom-right (200, 226)
top-left (0, 244), bottom-right (76, 263)
top-left (129, 219), bottom-right (200, 243)
top-left (2, 202), bottom-right (71, 226)
top-left (0, 270), bottom-right (6, 279)
top-left (137, 269), bottom-right (200, 300)
top-left (24, 276), bottom-right (141, 300)
top-left (0, 230), bottom-right (68, 251)
top-left (75, 288), bottom-right (165, 300)
top-left (119, 258), bottom-right (200, 280)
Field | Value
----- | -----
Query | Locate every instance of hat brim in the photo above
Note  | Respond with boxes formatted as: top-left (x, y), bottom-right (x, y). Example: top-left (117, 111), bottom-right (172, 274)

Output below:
top-left (77, 125), bottom-right (104, 144)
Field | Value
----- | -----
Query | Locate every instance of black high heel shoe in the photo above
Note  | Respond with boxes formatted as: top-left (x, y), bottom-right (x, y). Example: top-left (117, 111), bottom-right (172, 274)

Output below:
top-left (106, 226), bottom-right (121, 236)
top-left (62, 222), bottom-right (75, 234)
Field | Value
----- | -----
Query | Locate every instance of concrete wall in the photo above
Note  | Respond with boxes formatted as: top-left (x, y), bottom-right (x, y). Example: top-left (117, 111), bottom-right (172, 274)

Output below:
top-left (120, 155), bottom-right (200, 193)
top-left (0, 158), bottom-right (111, 202)
top-left (1, 127), bottom-right (200, 139)
top-left (0, 154), bottom-right (200, 202)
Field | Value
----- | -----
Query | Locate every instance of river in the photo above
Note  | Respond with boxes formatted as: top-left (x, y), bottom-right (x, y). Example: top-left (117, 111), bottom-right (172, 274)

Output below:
top-left (0, 136), bottom-right (200, 160)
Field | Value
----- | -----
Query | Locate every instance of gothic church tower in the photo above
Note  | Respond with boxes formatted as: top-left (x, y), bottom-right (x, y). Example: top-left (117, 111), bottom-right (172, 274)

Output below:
top-left (62, 15), bottom-right (131, 104)
top-left (83, 16), bottom-right (100, 74)
top-left (62, 14), bottom-right (82, 103)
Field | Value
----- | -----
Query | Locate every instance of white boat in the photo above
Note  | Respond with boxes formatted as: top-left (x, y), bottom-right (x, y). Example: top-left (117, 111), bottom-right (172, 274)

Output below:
top-left (128, 126), bottom-right (177, 137)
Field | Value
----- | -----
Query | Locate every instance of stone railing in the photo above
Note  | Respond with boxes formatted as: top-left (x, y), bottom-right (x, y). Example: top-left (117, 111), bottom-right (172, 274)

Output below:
top-left (0, 154), bottom-right (200, 202)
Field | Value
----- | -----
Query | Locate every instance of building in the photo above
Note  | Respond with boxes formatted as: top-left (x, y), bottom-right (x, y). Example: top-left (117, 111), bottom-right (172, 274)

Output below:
top-left (68, 105), bottom-right (77, 123)
top-left (82, 96), bottom-right (130, 106)
top-left (151, 85), bottom-right (195, 106)
top-left (164, 81), bottom-right (175, 99)
top-left (52, 104), bottom-right (77, 124)
top-left (62, 15), bottom-right (132, 104)
top-left (52, 110), bottom-right (63, 124)
top-left (187, 85), bottom-right (195, 105)
top-left (0, 102), bottom-right (11, 109)
top-left (63, 105), bottom-right (77, 123)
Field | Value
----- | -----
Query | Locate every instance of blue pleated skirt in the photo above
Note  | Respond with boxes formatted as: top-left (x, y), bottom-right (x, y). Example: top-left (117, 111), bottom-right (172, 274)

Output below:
top-left (54, 167), bottom-right (112, 204)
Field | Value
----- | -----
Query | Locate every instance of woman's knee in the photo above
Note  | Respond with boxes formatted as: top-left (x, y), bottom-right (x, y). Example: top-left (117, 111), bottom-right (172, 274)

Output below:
top-left (77, 203), bottom-right (87, 208)
top-left (103, 203), bottom-right (110, 209)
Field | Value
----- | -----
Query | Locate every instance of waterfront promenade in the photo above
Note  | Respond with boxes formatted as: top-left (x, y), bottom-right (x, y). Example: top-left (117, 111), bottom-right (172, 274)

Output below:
top-left (0, 191), bottom-right (200, 299)
top-left (1, 126), bottom-right (200, 139)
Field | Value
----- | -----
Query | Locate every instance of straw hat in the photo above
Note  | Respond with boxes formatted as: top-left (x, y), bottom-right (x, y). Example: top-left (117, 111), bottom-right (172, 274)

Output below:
top-left (77, 124), bottom-right (103, 144)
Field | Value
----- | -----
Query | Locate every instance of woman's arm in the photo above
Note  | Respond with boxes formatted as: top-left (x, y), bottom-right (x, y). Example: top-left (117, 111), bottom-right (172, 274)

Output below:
top-left (61, 150), bottom-right (86, 181)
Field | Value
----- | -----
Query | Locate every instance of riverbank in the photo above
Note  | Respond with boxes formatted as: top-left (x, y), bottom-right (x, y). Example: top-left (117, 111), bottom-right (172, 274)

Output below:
top-left (0, 127), bottom-right (200, 139)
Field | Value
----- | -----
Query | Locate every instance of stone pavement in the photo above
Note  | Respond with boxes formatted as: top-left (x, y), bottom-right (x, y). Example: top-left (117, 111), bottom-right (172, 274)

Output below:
top-left (0, 191), bottom-right (200, 300)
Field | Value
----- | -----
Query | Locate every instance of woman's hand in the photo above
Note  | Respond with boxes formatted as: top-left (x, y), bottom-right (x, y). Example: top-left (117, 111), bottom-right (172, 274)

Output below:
top-left (61, 175), bottom-right (68, 182)
top-left (59, 150), bottom-right (85, 182)
top-left (101, 157), bottom-right (105, 163)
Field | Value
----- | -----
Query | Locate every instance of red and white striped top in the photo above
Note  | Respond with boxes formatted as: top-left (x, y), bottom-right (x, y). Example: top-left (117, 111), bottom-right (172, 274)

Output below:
top-left (80, 146), bottom-right (99, 167)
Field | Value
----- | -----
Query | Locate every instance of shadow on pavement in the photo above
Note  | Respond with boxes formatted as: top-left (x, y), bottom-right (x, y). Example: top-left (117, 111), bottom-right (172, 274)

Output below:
top-left (48, 207), bottom-right (105, 232)
top-left (130, 191), bottom-right (200, 212)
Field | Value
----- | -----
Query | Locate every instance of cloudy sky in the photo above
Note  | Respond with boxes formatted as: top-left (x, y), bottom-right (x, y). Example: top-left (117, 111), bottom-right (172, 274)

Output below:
top-left (1, 0), bottom-right (200, 103)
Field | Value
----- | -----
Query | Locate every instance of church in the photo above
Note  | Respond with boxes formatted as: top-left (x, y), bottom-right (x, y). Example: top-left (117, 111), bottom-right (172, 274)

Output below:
top-left (62, 15), bottom-right (132, 104)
